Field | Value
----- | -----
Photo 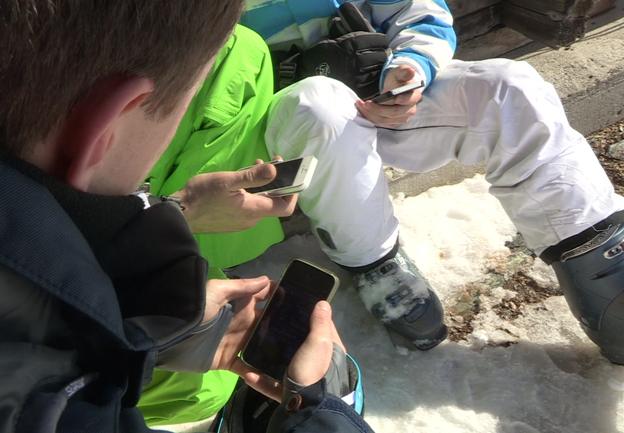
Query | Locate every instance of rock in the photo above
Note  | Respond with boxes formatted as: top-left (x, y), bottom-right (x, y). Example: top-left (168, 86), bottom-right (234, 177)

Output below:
top-left (608, 378), bottom-right (624, 392)
top-left (527, 259), bottom-right (558, 290)
top-left (468, 331), bottom-right (489, 349)
top-left (608, 140), bottom-right (624, 160)
top-left (384, 167), bottom-right (409, 182)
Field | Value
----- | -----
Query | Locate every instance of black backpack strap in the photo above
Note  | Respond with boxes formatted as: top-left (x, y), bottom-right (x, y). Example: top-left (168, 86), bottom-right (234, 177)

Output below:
top-left (271, 45), bottom-right (303, 92)
top-left (337, 2), bottom-right (375, 33)
top-left (277, 51), bottom-right (301, 90)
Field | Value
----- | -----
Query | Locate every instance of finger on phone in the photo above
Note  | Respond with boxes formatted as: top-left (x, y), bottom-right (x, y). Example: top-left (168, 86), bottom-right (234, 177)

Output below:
top-left (369, 101), bottom-right (412, 117)
top-left (254, 281), bottom-right (275, 302)
top-left (216, 276), bottom-right (271, 302)
top-left (231, 359), bottom-right (283, 402)
top-left (356, 101), bottom-right (416, 127)
top-left (272, 193), bottom-right (298, 216)
top-left (286, 301), bottom-right (334, 386)
top-left (250, 192), bottom-right (298, 218)
top-left (393, 89), bottom-right (422, 106)
top-left (231, 163), bottom-right (277, 190)
top-left (309, 301), bottom-right (333, 335)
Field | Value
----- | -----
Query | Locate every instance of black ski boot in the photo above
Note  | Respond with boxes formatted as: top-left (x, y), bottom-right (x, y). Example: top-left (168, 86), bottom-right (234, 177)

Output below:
top-left (544, 215), bottom-right (624, 364)
top-left (354, 247), bottom-right (447, 351)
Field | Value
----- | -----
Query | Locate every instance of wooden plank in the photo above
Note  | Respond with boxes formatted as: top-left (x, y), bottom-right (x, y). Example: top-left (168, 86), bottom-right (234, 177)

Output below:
top-left (506, 0), bottom-right (595, 16)
top-left (446, 0), bottom-right (500, 19)
top-left (449, 0), bottom-right (608, 48)
top-left (455, 27), bottom-right (532, 61)
top-left (588, 0), bottom-right (617, 16)
top-left (506, 0), bottom-right (579, 14)
top-left (454, 5), bottom-right (503, 42)
top-left (502, 3), bottom-right (587, 47)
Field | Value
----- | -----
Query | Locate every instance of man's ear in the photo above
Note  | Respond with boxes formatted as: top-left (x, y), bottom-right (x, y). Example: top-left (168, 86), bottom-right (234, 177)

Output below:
top-left (55, 75), bottom-right (154, 190)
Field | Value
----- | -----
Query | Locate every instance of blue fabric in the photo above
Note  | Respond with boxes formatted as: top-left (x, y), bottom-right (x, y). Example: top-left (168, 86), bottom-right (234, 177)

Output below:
top-left (241, 0), bottom-right (338, 40)
top-left (394, 13), bottom-right (457, 83)
top-left (240, 0), bottom-right (456, 87)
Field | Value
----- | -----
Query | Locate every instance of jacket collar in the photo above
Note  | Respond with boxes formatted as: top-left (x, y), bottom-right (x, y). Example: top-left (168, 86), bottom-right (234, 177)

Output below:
top-left (0, 159), bottom-right (206, 351)
top-left (0, 159), bottom-right (146, 347)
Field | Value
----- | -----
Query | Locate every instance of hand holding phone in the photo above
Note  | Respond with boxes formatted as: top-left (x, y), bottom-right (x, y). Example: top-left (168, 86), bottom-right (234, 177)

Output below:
top-left (233, 300), bottom-right (343, 402)
top-left (240, 259), bottom-right (339, 381)
top-left (355, 65), bottom-right (424, 127)
top-left (179, 164), bottom-right (298, 233)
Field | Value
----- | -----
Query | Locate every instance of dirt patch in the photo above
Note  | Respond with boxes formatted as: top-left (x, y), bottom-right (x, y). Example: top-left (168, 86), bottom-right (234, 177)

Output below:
top-left (447, 283), bottom-right (482, 341)
top-left (446, 119), bottom-right (624, 342)
top-left (588, 119), bottom-right (624, 195)
top-left (492, 271), bottom-right (562, 320)
top-left (447, 236), bottom-right (559, 341)
top-left (485, 119), bottom-right (623, 324)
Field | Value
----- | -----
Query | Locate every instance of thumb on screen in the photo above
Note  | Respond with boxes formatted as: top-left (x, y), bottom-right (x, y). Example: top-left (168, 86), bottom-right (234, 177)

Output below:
top-left (396, 64), bottom-right (416, 83)
top-left (230, 163), bottom-right (276, 190)
top-left (286, 301), bottom-right (334, 386)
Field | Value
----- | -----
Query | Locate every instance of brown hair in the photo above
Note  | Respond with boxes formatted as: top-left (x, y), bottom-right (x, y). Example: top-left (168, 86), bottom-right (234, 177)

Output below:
top-left (0, 0), bottom-right (243, 154)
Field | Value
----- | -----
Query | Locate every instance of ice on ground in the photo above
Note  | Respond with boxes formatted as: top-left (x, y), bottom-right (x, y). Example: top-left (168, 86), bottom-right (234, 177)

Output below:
top-left (392, 175), bottom-right (518, 301)
top-left (233, 174), bottom-right (624, 433)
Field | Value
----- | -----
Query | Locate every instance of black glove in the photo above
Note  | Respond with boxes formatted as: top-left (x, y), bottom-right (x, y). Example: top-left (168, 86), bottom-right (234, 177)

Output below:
top-left (275, 3), bottom-right (390, 99)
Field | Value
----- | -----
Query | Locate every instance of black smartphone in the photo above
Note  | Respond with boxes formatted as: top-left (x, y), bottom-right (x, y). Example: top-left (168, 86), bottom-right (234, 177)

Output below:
top-left (240, 259), bottom-right (339, 380)
top-left (369, 80), bottom-right (425, 104)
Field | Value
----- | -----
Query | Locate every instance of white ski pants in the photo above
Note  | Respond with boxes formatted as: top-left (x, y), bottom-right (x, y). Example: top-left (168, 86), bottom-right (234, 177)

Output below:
top-left (265, 59), bottom-right (624, 267)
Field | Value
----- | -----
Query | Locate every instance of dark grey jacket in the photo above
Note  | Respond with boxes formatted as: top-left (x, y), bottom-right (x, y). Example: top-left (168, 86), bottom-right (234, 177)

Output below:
top-left (0, 159), bottom-right (375, 433)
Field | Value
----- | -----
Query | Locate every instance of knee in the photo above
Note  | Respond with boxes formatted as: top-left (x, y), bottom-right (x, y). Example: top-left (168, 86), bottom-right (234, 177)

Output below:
top-left (492, 59), bottom-right (541, 86)
top-left (465, 59), bottom-right (550, 103)
top-left (278, 76), bottom-right (359, 126)
top-left (267, 77), bottom-right (362, 156)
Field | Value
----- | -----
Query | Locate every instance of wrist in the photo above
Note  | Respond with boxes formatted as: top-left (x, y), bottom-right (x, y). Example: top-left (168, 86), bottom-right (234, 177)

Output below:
top-left (174, 183), bottom-right (198, 225)
top-left (284, 344), bottom-right (351, 400)
top-left (282, 378), bottom-right (327, 412)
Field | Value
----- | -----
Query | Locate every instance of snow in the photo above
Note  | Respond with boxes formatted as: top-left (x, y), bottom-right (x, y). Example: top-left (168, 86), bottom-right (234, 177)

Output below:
top-left (166, 174), bottom-right (624, 433)
top-left (232, 174), bottom-right (624, 433)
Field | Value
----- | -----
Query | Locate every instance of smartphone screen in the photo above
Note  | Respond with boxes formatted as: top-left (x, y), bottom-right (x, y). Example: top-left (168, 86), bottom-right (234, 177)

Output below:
top-left (245, 158), bottom-right (303, 194)
top-left (241, 260), bottom-right (338, 380)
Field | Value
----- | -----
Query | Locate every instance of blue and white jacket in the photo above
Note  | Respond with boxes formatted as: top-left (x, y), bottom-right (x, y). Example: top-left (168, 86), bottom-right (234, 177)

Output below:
top-left (241, 0), bottom-right (457, 88)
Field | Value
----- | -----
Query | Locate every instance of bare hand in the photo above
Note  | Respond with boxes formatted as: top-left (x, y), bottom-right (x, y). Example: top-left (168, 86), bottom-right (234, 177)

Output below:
top-left (234, 301), bottom-right (345, 401)
top-left (179, 163), bottom-right (298, 233)
top-left (206, 277), bottom-right (273, 371)
top-left (355, 65), bottom-right (423, 128)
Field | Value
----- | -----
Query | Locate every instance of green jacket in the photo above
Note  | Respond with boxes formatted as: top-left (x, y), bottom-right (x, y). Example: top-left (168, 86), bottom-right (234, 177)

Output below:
top-left (149, 25), bottom-right (283, 271)
top-left (139, 25), bottom-right (283, 426)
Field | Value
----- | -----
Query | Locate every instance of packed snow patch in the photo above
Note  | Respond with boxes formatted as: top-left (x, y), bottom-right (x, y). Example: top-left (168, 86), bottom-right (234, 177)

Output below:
top-left (392, 175), bottom-right (518, 301)
top-left (209, 174), bottom-right (624, 433)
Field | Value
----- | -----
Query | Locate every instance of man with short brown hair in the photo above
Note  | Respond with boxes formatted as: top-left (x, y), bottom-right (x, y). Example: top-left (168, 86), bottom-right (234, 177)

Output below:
top-left (0, 2), bottom-right (374, 432)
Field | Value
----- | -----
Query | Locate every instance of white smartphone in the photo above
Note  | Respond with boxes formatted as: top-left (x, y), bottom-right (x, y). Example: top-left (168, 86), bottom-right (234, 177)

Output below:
top-left (369, 80), bottom-right (425, 104)
top-left (245, 155), bottom-right (318, 197)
